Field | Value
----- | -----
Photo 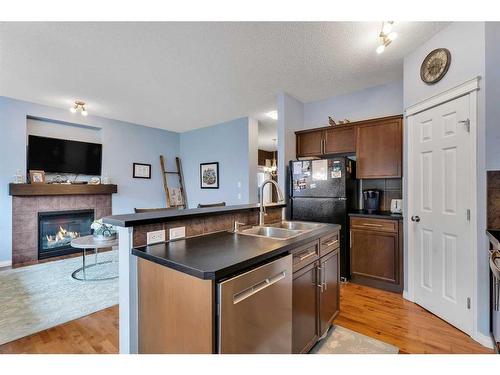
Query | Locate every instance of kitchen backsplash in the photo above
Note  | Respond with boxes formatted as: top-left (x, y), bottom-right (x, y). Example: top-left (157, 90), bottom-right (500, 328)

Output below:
top-left (132, 206), bottom-right (283, 247)
top-left (488, 171), bottom-right (500, 229)
top-left (359, 178), bottom-right (402, 211)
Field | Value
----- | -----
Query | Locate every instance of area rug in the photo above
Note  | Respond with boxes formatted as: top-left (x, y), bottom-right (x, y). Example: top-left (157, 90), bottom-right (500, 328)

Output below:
top-left (0, 250), bottom-right (118, 345)
top-left (310, 325), bottom-right (399, 354)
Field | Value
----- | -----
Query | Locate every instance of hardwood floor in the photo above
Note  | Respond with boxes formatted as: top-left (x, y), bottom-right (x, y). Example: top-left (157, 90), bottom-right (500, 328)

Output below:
top-left (336, 283), bottom-right (493, 354)
top-left (0, 283), bottom-right (493, 354)
top-left (0, 305), bottom-right (119, 354)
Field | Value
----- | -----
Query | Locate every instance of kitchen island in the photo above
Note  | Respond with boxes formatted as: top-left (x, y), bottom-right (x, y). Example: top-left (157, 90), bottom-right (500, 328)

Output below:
top-left (104, 203), bottom-right (340, 354)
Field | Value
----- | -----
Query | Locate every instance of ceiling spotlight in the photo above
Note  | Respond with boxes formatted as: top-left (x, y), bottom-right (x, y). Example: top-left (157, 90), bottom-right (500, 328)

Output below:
top-left (266, 110), bottom-right (278, 120)
top-left (382, 21), bottom-right (393, 35)
top-left (376, 21), bottom-right (397, 54)
top-left (70, 100), bottom-right (88, 116)
top-left (388, 32), bottom-right (398, 41)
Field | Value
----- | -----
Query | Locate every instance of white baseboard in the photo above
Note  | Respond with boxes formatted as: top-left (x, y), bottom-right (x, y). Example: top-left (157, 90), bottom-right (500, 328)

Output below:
top-left (0, 260), bottom-right (12, 268)
top-left (473, 331), bottom-right (494, 349)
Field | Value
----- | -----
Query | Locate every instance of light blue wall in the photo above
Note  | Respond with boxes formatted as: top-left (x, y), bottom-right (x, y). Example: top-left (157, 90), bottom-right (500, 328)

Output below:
top-left (0, 96), bottom-right (179, 264)
top-left (485, 22), bottom-right (500, 171)
top-left (180, 117), bottom-right (258, 208)
top-left (403, 22), bottom-right (489, 341)
top-left (277, 92), bottom-right (304, 195)
top-left (303, 80), bottom-right (404, 129)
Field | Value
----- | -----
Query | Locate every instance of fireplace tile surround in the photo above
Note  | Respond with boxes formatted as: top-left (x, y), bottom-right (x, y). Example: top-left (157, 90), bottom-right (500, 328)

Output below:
top-left (12, 194), bottom-right (112, 265)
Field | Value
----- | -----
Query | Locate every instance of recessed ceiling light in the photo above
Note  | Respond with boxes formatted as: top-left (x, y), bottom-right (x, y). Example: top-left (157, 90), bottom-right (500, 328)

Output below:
top-left (266, 110), bottom-right (278, 120)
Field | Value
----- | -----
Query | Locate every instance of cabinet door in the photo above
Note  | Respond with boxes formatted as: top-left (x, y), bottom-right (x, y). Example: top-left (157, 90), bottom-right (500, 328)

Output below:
top-left (324, 126), bottom-right (355, 154)
top-left (318, 250), bottom-right (340, 336)
top-left (292, 262), bottom-right (319, 354)
top-left (356, 118), bottom-right (402, 178)
top-left (350, 229), bottom-right (398, 284)
top-left (296, 130), bottom-right (323, 157)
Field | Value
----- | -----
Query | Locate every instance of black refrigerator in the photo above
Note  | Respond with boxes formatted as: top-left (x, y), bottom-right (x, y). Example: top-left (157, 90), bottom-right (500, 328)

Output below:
top-left (289, 157), bottom-right (358, 280)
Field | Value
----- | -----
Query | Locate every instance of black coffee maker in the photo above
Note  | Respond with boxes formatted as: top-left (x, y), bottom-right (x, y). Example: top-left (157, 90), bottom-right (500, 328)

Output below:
top-left (363, 190), bottom-right (380, 213)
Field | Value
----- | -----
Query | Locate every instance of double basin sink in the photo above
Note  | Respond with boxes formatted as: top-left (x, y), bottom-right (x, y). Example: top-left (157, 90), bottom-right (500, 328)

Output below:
top-left (236, 221), bottom-right (325, 240)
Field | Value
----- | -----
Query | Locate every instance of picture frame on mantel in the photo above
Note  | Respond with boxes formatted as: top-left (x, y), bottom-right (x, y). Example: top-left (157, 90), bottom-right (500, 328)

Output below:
top-left (29, 170), bottom-right (45, 184)
top-left (133, 163), bottom-right (151, 179)
top-left (200, 162), bottom-right (219, 189)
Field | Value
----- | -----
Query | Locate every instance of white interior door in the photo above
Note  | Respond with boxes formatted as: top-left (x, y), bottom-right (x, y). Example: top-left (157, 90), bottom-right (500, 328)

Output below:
top-left (410, 94), bottom-right (473, 334)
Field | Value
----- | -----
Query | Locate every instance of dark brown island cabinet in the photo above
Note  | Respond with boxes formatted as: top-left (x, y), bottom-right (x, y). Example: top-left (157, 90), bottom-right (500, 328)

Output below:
top-left (135, 224), bottom-right (341, 354)
top-left (295, 115), bottom-right (403, 179)
top-left (349, 216), bottom-right (403, 293)
top-left (292, 231), bottom-right (340, 354)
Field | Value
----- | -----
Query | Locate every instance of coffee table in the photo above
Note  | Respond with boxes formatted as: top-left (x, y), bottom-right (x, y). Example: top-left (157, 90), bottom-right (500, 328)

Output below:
top-left (70, 235), bottom-right (118, 281)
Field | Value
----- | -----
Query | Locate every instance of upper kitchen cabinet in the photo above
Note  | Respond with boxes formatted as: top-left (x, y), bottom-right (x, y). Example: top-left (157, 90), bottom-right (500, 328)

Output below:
top-left (296, 129), bottom-right (323, 157)
top-left (296, 124), bottom-right (355, 158)
top-left (355, 115), bottom-right (403, 179)
top-left (324, 125), bottom-right (355, 155)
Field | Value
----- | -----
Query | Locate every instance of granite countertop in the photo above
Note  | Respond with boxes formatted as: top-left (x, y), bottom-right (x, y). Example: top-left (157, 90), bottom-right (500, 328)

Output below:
top-left (349, 210), bottom-right (403, 220)
top-left (487, 230), bottom-right (500, 250)
top-left (132, 223), bottom-right (339, 280)
top-left (103, 202), bottom-right (286, 227)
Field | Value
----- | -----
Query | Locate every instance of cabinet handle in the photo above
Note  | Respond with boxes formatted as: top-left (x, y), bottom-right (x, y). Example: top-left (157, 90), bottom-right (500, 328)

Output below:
top-left (316, 265), bottom-right (324, 292)
top-left (323, 263), bottom-right (327, 291)
top-left (350, 230), bottom-right (353, 248)
top-left (495, 276), bottom-right (499, 311)
top-left (362, 223), bottom-right (383, 227)
top-left (322, 239), bottom-right (338, 247)
top-left (297, 250), bottom-right (316, 261)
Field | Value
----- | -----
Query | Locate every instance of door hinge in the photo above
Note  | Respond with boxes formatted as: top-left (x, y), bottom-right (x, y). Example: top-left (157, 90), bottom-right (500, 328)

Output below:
top-left (467, 297), bottom-right (471, 309)
top-left (466, 209), bottom-right (471, 221)
top-left (459, 119), bottom-right (470, 133)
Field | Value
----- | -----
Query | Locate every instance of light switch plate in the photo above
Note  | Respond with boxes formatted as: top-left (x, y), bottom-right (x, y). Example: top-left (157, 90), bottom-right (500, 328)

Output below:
top-left (169, 226), bottom-right (186, 240)
top-left (147, 229), bottom-right (166, 245)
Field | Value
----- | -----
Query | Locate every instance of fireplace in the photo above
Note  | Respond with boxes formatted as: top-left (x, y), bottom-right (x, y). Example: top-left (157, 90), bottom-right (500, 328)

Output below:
top-left (38, 209), bottom-right (94, 259)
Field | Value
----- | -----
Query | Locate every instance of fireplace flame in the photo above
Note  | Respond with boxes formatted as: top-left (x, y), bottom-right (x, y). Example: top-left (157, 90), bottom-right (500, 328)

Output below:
top-left (45, 226), bottom-right (80, 246)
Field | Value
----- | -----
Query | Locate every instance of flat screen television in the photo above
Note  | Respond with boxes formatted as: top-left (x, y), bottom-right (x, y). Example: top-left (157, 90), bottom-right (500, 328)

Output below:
top-left (28, 135), bottom-right (102, 175)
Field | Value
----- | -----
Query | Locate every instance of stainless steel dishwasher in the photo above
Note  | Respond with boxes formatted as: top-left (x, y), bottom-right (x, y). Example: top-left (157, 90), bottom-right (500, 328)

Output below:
top-left (217, 254), bottom-right (292, 353)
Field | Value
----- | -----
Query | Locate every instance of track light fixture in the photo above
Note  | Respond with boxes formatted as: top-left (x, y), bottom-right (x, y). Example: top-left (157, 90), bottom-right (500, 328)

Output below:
top-left (376, 21), bottom-right (398, 54)
top-left (70, 100), bottom-right (88, 116)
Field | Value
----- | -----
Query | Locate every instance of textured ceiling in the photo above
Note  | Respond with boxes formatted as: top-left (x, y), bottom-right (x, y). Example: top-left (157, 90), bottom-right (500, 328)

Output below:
top-left (0, 22), bottom-right (448, 133)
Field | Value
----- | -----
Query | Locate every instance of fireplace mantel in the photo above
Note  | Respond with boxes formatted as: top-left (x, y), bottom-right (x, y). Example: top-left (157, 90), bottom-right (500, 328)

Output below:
top-left (9, 183), bottom-right (117, 196)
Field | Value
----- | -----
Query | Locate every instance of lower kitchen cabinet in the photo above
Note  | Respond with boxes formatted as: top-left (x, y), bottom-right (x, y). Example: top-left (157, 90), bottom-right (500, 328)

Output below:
top-left (292, 262), bottom-right (319, 354)
top-left (292, 233), bottom-right (340, 354)
top-left (318, 249), bottom-right (340, 336)
top-left (350, 217), bottom-right (403, 292)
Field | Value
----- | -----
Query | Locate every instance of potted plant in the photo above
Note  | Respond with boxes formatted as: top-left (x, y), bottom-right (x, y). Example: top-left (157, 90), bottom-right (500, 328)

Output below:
top-left (91, 219), bottom-right (117, 241)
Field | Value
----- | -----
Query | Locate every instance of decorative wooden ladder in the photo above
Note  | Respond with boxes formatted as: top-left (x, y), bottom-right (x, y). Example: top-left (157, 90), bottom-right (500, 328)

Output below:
top-left (159, 155), bottom-right (187, 209)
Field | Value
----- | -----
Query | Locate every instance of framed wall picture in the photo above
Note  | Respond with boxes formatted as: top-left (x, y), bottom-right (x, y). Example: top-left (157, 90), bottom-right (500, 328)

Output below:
top-left (29, 170), bottom-right (45, 184)
top-left (133, 163), bottom-right (152, 179)
top-left (200, 162), bottom-right (219, 189)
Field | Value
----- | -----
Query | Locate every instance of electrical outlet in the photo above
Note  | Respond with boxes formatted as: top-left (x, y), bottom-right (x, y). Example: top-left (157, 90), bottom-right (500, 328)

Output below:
top-left (169, 226), bottom-right (186, 240)
top-left (147, 229), bottom-right (165, 245)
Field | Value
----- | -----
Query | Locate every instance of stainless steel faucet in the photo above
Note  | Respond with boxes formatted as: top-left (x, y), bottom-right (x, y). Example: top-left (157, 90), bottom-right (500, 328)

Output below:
top-left (259, 179), bottom-right (285, 226)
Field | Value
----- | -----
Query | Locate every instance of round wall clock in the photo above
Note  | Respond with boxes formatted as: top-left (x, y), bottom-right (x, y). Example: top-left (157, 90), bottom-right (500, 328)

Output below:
top-left (420, 48), bottom-right (451, 84)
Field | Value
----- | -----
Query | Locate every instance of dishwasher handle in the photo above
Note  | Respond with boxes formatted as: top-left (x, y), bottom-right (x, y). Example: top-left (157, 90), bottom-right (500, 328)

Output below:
top-left (233, 271), bottom-right (286, 305)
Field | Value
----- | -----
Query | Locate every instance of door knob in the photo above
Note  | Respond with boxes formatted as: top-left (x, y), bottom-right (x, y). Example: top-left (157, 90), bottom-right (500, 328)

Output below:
top-left (411, 215), bottom-right (421, 222)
